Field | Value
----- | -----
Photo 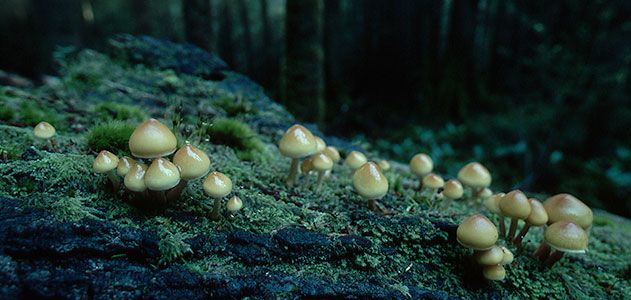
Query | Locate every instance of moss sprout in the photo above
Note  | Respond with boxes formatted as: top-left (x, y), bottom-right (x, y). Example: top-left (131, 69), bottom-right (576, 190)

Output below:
top-left (158, 228), bottom-right (193, 265)
top-left (92, 101), bottom-right (148, 123)
top-left (87, 121), bottom-right (135, 154)
top-left (206, 118), bottom-right (267, 161)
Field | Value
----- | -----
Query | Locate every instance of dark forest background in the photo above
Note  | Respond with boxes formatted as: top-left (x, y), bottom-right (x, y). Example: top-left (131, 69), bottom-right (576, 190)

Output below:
top-left (1, 0), bottom-right (630, 216)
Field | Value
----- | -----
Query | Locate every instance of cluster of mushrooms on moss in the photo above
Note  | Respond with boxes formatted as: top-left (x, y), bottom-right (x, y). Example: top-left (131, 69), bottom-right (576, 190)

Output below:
top-left (91, 118), bottom-right (239, 220)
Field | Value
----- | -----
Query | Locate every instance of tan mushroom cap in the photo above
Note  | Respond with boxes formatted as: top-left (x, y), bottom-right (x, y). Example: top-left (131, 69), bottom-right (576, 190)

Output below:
top-left (315, 136), bottom-right (326, 153)
top-left (483, 265), bottom-right (506, 281)
top-left (409, 153), bottom-right (433, 177)
top-left (144, 158), bottom-right (181, 191)
top-left (345, 151), bottom-right (367, 170)
top-left (278, 124), bottom-right (317, 159)
top-left (443, 179), bottom-right (464, 200)
top-left (543, 193), bottom-right (593, 229)
top-left (475, 246), bottom-right (504, 265)
top-left (129, 119), bottom-right (177, 159)
top-left (226, 195), bottom-right (243, 213)
top-left (545, 221), bottom-right (589, 253)
top-left (124, 163), bottom-right (148, 192)
top-left (457, 162), bottom-right (491, 188)
top-left (422, 173), bottom-right (444, 189)
top-left (378, 160), bottom-right (391, 171)
top-left (479, 188), bottom-right (493, 199)
top-left (301, 157), bottom-right (314, 173)
top-left (484, 193), bottom-right (505, 214)
top-left (499, 190), bottom-right (532, 219)
top-left (323, 146), bottom-right (340, 162)
top-left (352, 162), bottom-right (389, 200)
top-left (457, 214), bottom-right (498, 250)
top-left (173, 144), bottom-right (211, 180)
top-left (93, 150), bottom-right (119, 173)
top-left (33, 122), bottom-right (56, 139)
top-left (526, 198), bottom-right (548, 226)
top-left (499, 246), bottom-right (513, 265)
top-left (203, 171), bottom-right (233, 198)
top-left (312, 153), bottom-right (333, 172)
top-left (117, 156), bottom-right (136, 177)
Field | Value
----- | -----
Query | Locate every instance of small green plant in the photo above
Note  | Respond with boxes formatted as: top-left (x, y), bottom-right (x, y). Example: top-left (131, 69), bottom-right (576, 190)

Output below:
top-left (92, 101), bottom-right (148, 123)
top-left (87, 121), bottom-right (135, 154)
top-left (206, 118), bottom-right (267, 161)
top-left (158, 229), bottom-right (193, 265)
top-left (215, 95), bottom-right (256, 117)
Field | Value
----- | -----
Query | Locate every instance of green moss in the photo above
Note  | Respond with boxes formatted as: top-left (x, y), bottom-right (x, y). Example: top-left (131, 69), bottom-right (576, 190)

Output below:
top-left (0, 105), bottom-right (15, 122)
top-left (206, 118), bottom-right (268, 161)
top-left (157, 224), bottom-right (193, 265)
top-left (46, 196), bottom-right (98, 222)
top-left (92, 101), bottom-right (148, 123)
top-left (214, 95), bottom-right (256, 117)
top-left (86, 121), bottom-right (135, 154)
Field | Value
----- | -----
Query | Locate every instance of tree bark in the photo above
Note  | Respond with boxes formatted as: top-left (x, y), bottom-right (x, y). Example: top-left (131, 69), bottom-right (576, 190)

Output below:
top-left (182, 0), bottom-right (212, 50)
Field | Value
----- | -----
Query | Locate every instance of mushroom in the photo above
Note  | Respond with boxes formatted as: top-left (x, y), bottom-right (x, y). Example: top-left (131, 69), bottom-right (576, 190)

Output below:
top-left (421, 173), bottom-right (444, 201)
top-left (311, 153), bottom-right (333, 190)
top-left (479, 188), bottom-right (493, 199)
top-left (474, 245), bottom-right (504, 266)
top-left (226, 195), bottom-right (243, 215)
top-left (169, 143), bottom-right (211, 200)
top-left (499, 190), bottom-right (532, 240)
top-left (93, 150), bottom-right (120, 190)
top-left (499, 246), bottom-right (513, 265)
top-left (322, 146), bottom-right (340, 163)
top-left (124, 163), bottom-right (148, 203)
top-left (457, 214), bottom-right (498, 251)
top-left (314, 136), bottom-right (326, 153)
top-left (345, 151), bottom-right (367, 174)
top-left (144, 158), bottom-right (181, 206)
top-left (409, 153), bottom-right (433, 188)
top-left (352, 162), bottom-right (389, 211)
top-left (378, 160), bottom-right (391, 171)
top-left (203, 171), bottom-right (233, 220)
top-left (482, 265), bottom-right (506, 281)
top-left (441, 179), bottom-right (463, 210)
top-left (128, 118), bottom-right (177, 159)
top-left (278, 124), bottom-right (317, 186)
top-left (541, 221), bottom-right (588, 267)
top-left (484, 193), bottom-right (506, 237)
top-left (116, 156), bottom-right (136, 177)
top-left (457, 162), bottom-right (491, 197)
top-left (513, 198), bottom-right (548, 245)
top-left (33, 121), bottom-right (56, 149)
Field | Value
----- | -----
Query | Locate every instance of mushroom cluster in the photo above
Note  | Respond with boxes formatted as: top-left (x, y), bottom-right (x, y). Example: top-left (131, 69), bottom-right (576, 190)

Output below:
top-left (92, 118), bottom-right (237, 220)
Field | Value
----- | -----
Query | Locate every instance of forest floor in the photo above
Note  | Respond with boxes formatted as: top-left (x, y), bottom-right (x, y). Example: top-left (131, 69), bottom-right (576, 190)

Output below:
top-left (0, 35), bottom-right (629, 299)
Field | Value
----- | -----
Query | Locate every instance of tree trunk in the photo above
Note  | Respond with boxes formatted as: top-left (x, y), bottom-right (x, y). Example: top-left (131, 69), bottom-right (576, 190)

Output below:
top-left (236, 0), bottom-right (253, 73)
top-left (182, 0), bottom-right (212, 50)
top-left (131, 0), bottom-right (150, 35)
top-left (283, 0), bottom-right (325, 127)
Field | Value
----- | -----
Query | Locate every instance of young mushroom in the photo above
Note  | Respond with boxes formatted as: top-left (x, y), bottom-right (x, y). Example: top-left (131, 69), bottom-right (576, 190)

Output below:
top-left (352, 162), bottom-right (389, 211)
top-left (116, 156), bottom-right (136, 177)
top-left (226, 195), bottom-right (243, 215)
top-left (409, 153), bottom-right (433, 188)
top-left (128, 118), bottom-right (178, 159)
top-left (33, 121), bottom-right (56, 150)
top-left (484, 193), bottom-right (506, 237)
top-left (474, 245), bottom-right (505, 266)
top-left (421, 173), bottom-right (444, 201)
top-left (124, 163), bottom-right (148, 203)
top-left (499, 190), bottom-right (532, 240)
top-left (441, 179), bottom-right (463, 210)
top-left (345, 151), bottom-right (367, 174)
top-left (457, 162), bottom-right (492, 197)
top-left (203, 171), bottom-right (233, 220)
top-left (378, 160), bottom-right (391, 172)
top-left (541, 221), bottom-right (588, 267)
top-left (144, 158), bottom-right (181, 206)
top-left (169, 143), bottom-right (210, 200)
top-left (314, 136), bottom-right (326, 153)
top-left (93, 150), bottom-right (120, 190)
top-left (457, 214), bottom-right (498, 251)
top-left (278, 124), bottom-right (317, 186)
top-left (499, 246), bottom-right (514, 265)
top-left (482, 265), bottom-right (506, 281)
top-left (323, 146), bottom-right (341, 163)
top-left (311, 153), bottom-right (333, 190)
top-left (513, 198), bottom-right (548, 245)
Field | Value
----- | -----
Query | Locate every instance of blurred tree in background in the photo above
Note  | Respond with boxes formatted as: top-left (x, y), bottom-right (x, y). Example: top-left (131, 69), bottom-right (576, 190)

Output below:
top-left (0, 0), bottom-right (629, 215)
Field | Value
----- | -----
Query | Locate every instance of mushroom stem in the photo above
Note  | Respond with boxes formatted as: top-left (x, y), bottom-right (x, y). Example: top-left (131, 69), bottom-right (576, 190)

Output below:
top-left (513, 223), bottom-right (531, 245)
top-left (210, 197), bottom-right (223, 220)
top-left (315, 171), bottom-right (325, 191)
top-left (107, 170), bottom-right (120, 190)
top-left (507, 218), bottom-right (518, 240)
top-left (166, 180), bottom-right (188, 202)
top-left (544, 250), bottom-right (565, 267)
top-left (150, 190), bottom-right (168, 207)
top-left (368, 199), bottom-right (376, 211)
top-left (286, 158), bottom-right (300, 186)
top-left (499, 215), bottom-right (506, 238)
top-left (534, 242), bottom-right (551, 260)
top-left (441, 197), bottom-right (453, 211)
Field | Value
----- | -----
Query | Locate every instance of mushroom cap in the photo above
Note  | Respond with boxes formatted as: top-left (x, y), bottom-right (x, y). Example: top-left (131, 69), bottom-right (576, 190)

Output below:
top-left (484, 193), bottom-right (505, 214)
top-left (457, 214), bottom-right (498, 250)
top-left (93, 150), bottom-right (119, 173)
top-left (422, 173), bottom-right (444, 189)
top-left (226, 195), bottom-right (243, 213)
top-left (545, 221), bottom-right (589, 253)
top-left (543, 193), bottom-right (593, 229)
top-left (479, 188), bottom-right (493, 199)
top-left (116, 156), bottom-right (136, 177)
top-left (124, 163), bottom-right (148, 192)
top-left (457, 162), bottom-right (491, 188)
top-left (499, 190), bottom-right (532, 219)
top-left (312, 153), bottom-right (333, 172)
top-left (33, 122), bottom-right (56, 139)
top-left (172, 144), bottom-right (211, 180)
top-left (443, 179), bottom-right (464, 200)
top-left (323, 146), bottom-right (340, 162)
top-left (499, 246), bottom-right (514, 265)
top-left (203, 171), bottom-right (232, 198)
top-left (352, 162), bottom-right (389, 200)
top-left (526, 198), bottom-right (548, 226)
top-left (144, 158), bottom-right (181, 191)
top-left (345, 151), bottom-right (367, 170)
top-left (475, 246), bottom-right (504, 265)
top-left (483, 265), bottom-right (506, 281)
top-left (128, 119), bottom-right (177, 159)
top-left (314, 136), bottom-right (326, 153)
top-left (301, 157), bottom-right (314, 173)
top-left (378, 160), bottom-right (391, 171)
top-left (278, 124), bottom-right (317, 159)
top-left (409, 153), bottom-right (433, 177)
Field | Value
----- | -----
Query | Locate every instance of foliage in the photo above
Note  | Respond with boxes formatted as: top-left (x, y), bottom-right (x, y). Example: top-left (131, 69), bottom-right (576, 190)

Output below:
top-left (86, 121), bottom-right (135, 154)
top-left (92, 101), bottom-right (148, 123)
top-left (205, 118), bottom-right (267, 161)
